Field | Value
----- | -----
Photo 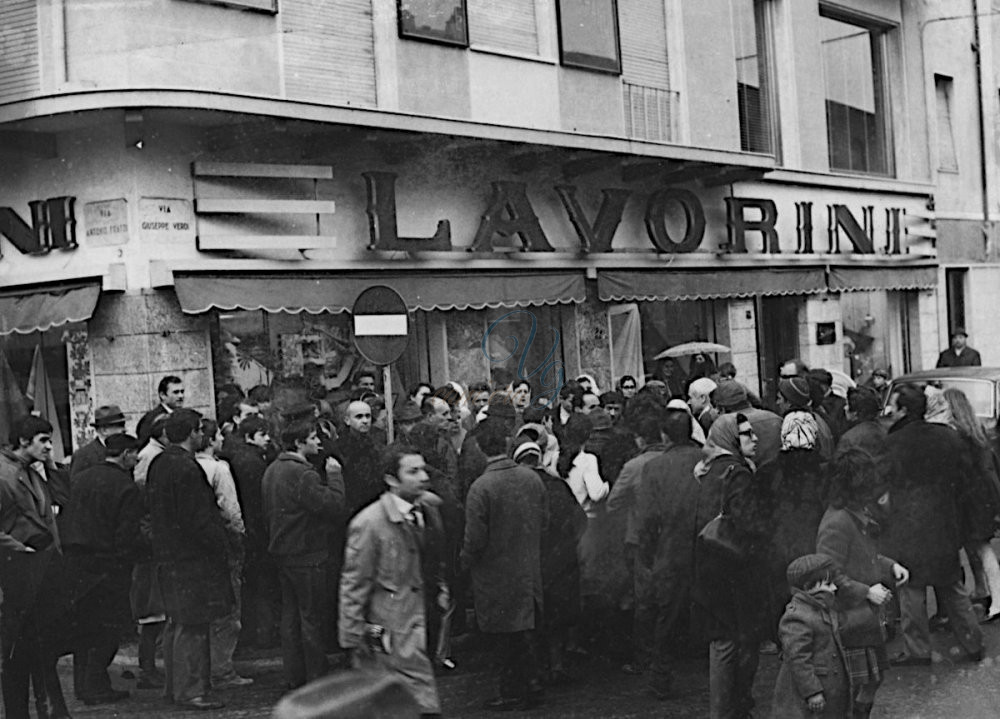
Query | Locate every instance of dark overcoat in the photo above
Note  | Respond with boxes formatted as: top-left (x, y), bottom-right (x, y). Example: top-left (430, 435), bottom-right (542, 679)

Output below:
top-left (771, 591), bottom-right (851, 719)
top-left (691, 455), bottom-right (773, 644)
top-left (461, 457), bottom-right (547, 633)
top-left (147, 444), bottom-right (232, 625)
top-left (881, 418), bottom-right (971, 586)
top-left (330, 429), bottom-right (384, 517)
top-left (635, 442), bottom-right (703, 604)
top-left (539, 469), bottom-right (586, 628)
top-left (69, 437), bottom-right (106, 479)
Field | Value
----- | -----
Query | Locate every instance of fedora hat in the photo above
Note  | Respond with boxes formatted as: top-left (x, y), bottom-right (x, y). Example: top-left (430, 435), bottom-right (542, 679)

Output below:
top-left (92, 405), bottom-right (126, 428)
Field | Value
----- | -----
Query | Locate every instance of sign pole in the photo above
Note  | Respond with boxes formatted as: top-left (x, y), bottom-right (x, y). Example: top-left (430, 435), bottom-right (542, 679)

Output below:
top-left (383, 364), bottom-right (394, 445)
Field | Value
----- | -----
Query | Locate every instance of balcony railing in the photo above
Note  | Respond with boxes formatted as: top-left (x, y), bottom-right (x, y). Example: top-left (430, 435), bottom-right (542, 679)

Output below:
top-left (623, 81), bottom-right (680, 144)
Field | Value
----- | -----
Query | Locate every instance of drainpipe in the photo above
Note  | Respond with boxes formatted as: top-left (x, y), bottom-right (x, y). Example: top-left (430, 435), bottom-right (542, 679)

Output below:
top-left (971, 0), bottom-right (991, 254)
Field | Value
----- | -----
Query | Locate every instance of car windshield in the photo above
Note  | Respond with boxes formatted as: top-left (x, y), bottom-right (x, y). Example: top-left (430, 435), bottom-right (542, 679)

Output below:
top-left (925, 379), bottom-right (995, 418)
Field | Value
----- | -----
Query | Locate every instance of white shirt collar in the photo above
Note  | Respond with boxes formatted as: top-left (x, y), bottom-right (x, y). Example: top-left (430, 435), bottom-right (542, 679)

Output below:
top-left (389, 492), bottom-right (415, 517)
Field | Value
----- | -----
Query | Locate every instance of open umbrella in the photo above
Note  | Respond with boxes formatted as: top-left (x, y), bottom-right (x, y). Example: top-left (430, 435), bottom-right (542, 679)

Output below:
top-left (654, 341), bottom-right (731, 360)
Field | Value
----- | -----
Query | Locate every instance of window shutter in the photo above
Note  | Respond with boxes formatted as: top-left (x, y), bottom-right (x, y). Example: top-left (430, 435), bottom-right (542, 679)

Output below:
top-left (468, 0), bottom-right (538, 55)
top-left (0, 0), bottom-right (40, 103)
top-left (282, 0), bottom-right (377, 107)
top-left (619, 0), bottom-right (669, 89)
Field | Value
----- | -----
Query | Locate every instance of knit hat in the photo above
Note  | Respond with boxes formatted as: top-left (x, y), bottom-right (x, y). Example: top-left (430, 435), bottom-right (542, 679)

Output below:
top-left (778, 377), bottom-right (811, 408)
top-left (512, 440), bottom-right (542, 465)
top-left (781, 411), bottom-right (818, 451)
top-left (786, 553), bottom-right (835, 591)
top-left (713, 380), bottom-right (748, 411)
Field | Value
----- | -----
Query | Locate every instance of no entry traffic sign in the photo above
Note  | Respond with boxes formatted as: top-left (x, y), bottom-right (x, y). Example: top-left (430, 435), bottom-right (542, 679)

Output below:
top-left (351, 285), bottom-right (409, 366)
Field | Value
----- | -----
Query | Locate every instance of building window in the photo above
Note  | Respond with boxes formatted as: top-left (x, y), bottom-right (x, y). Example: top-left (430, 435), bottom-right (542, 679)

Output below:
top-left (945, 268), bottom-right (967, 337)
top-left (820, 9), bottom-right (892, 175)
top-left (467, 0), bottom-right (538, 56)
top-left (556, 0), bottom-right (621, 74)
top-left (935, 74), bottom-right (959, 172)
top-left (397, 0), bottom-right (469, 47)
top-left (732, 0), bottom-right (777, 155)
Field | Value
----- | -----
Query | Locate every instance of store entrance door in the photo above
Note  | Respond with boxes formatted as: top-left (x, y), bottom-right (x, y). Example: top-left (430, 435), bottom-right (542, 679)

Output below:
top-left (757, 295), bottom-right (802, 406)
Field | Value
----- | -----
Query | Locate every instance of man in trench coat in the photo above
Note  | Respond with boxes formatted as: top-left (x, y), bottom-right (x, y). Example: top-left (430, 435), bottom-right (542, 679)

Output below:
top-left (340, 444), bottom-right (448, 716)
top-left (461, 418), bottom-right (547, 711)
top-left (147, 409), bottom-right (232, 710)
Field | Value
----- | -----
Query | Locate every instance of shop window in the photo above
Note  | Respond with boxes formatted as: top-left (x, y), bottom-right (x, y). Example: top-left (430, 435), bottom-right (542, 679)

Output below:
top-left (732, 0), bottom-right (778, 155)
top-left (0, 330), bottom-right (74, 461)
top-left (820, 9), bottom-right (892, 176)
top-left (935, 74), bottom-right (959, 172)
top-left (556, 0), bottom-right (622, 74)
top-left (638, 300), bottom-right (720, 397)
top-left (397, 0), bottom-right (469, 46)
top-left (213, 310), bottom-right (378, 408)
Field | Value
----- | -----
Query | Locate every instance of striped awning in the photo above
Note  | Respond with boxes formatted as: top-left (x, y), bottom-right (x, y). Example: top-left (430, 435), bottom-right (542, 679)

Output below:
top-left (0, 281), bottom-right (101, 335)
top-left (597, 268), bottom-right (828, 302)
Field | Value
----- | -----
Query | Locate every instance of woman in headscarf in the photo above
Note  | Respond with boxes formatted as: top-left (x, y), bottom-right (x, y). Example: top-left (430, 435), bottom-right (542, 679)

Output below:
top-left (692, 414), bottom-right (773, 719)
top-left (817, 448), bottom-right (909, 719)
top-left (944, 387), bottom-right (1000, 621)
top-left (760, 412), bottom-right (829, 622)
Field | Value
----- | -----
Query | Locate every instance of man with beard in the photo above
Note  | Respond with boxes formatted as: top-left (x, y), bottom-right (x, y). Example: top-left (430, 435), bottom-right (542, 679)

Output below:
top-left (882, 384), bottom-right (983, 666)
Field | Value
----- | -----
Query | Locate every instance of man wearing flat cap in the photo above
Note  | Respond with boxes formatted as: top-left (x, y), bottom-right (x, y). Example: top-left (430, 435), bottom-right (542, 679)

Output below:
top-left (70, 405), bottom-right (127, 479)
top-left (63, 434), bottom-right (145, 705)
top-left (936, 327), bottom-right (982, 367)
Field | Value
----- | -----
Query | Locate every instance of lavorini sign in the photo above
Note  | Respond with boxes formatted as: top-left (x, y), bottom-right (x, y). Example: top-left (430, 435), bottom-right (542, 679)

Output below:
top-left (363, 172), bottom-right (914, 257)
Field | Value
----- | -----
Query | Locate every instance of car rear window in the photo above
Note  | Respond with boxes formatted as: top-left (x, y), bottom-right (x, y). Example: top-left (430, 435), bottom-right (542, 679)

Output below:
top-left (912, 379), bottom-right (996, 418)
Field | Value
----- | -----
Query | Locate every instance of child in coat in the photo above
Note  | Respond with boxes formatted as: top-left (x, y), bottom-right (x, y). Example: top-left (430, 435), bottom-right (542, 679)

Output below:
top-left (772, 554), bottom-right (851, 718)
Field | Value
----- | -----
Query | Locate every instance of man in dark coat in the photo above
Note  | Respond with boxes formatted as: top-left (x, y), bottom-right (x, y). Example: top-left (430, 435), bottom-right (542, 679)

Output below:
top-left (714, 380), bottom-right (783, 467)
top-left (331, 400), bottom-right (384, 517)
top-left (69, 404), bottom-right (127, 479)
top-left (936, 327), bottom-right (982, 367)
top-left (461, 419), bottom-right (547, 711)
top-left (262, 419), bottom-right (344, 690)
top-left (881, 384), bottom-right (983, 665)
top-left (836, 387), bottom-right (886, 460)
top-left (0, 416), bottom-right (64, 719)
top-left (224, 414), bottom-right (278, 649)
top-left (147, 408), bottom-right (231, 710)
top-left (635, 408), bottom-right (704, 698)
top-left (63, 433), bottom-right (145, 705)
top-left (136, 375), bottom-right (185, 447)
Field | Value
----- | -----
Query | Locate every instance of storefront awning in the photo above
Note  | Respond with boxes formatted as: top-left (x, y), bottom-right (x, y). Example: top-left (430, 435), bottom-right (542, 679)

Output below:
top-left (827, 266), bottom-right (938, 292)
top-left (175, 272), bottom-right (587, 314)
top-left (0, 281), bottom-right (101, 336)
top-left (597, 268), bottom-right (828, 302)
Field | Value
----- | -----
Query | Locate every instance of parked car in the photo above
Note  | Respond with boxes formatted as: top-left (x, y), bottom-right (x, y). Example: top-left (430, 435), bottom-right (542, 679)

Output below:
top-left (885, 367), bottom-right (1000, 429)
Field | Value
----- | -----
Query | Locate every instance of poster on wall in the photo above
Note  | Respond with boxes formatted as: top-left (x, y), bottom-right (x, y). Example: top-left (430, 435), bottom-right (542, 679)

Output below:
top-left (82, 199), bottom-right (129, 247)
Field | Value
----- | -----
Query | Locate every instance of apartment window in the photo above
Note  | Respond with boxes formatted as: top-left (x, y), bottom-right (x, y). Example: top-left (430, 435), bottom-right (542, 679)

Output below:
top-left (556, 0), bottom-right (621, 74)
top-left (945, 268), bottom-right (967, 337)
top-left (732, 0), bottom-right (777, 155)
top-left (398, 0), bottom-right (469, 46)
top-left (935, 74), bottom-right (959, 172)
top-left (468, 0), bottom-right (538, 55)
top-left (820, 9), bottom-right (892, 175)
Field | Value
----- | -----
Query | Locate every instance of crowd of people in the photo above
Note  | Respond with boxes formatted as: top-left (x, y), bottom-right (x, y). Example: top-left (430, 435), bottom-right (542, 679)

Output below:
top-left (0, 355), bottom-right (997, 719)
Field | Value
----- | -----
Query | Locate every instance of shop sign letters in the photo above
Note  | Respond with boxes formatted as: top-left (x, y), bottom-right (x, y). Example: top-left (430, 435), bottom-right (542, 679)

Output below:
top-left (364, 172), bottom-right (909, 256)
top-left (0, 197), bottom-right (77, 259)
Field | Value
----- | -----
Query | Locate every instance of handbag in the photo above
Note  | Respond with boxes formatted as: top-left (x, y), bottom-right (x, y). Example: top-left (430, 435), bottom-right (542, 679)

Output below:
top-left (697, 466), bottom-right (745, 560)
top-left (838, 602), bottom-right (888, 647)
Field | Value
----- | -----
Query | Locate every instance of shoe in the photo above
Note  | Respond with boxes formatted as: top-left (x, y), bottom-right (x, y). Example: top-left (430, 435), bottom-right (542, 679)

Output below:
top-left (212, 675), bottom-right (253, 689)
top-left (889, 652), bottom-right (931, 666)
top-left (965, 649), bottom-right (985, 663)
top-left (81, 688), bottom-right (130, 705)
top-left (136, 674), bottom-right (165, 689)
top-left (482, 696), bottom-right (526, 711)
top-left (981, 609), bottom-right (1000, 624)
top-left (176, 696), bottom-right (225, 710)
top-left (929, 613), bottom-right (950, 632)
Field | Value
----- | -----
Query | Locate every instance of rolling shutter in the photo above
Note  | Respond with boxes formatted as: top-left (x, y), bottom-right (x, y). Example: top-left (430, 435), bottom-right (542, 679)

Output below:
top-left (282, 0), bottom-right (377, 106)
top-left (619, 0), bottom-right (668, 89)
top-left (0, 1), bottom-right (40, 103)
top-left (468, 0), bottom-right (538, 56)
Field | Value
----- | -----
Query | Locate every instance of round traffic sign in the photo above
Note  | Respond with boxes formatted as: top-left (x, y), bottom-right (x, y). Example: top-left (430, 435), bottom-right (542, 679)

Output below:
top-left (351, 285), bottom-right (409, 366)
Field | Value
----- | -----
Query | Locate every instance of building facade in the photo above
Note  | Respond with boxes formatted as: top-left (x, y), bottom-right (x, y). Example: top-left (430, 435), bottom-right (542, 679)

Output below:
top-left (0, 0), bottom-right (940, 453)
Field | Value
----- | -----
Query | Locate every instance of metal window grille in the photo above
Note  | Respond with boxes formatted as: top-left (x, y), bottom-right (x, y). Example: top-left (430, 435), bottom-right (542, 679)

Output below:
top-left (622, 82), bottom-right (679, 143)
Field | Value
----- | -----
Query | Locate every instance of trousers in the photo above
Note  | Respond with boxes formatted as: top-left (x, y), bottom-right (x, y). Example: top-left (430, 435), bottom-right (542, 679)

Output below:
top-left (898, 580), bottom-right (983, 659)
top-left (708, 638), bottom-right (759, 719)
top-left (163, 620), bottom-right (210, 703)
top-left (210, 559), bottom-right (244, 680)
top-left (277, 561), bottom-right (329, 688)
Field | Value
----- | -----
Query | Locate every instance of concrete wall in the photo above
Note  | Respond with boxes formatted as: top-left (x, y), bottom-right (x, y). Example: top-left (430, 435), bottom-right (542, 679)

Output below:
top-left (724, 299), bottom-right (761, 396)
